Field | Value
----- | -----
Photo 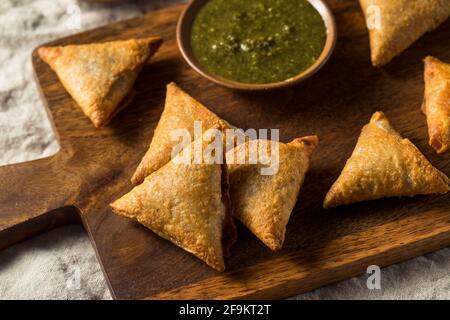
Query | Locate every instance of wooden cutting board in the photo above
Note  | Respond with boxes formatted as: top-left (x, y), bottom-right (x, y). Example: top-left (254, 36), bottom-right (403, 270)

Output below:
top-left (1, 1), bottom-right (450, 299)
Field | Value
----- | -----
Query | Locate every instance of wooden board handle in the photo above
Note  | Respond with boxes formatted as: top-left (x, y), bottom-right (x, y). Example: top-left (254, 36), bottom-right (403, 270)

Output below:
top-left (0, 152), bottom-right (81, 248)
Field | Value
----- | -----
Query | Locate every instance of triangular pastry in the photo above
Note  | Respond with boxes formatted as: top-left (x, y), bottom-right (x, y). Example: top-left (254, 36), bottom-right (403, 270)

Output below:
top-left (111, 132), bottom-right (237, 272)
top-left (226, 136), bottom-right (318, 251)
top-left (38, 36), bottom-right (163, 127)
top-left (359, 0), bottom-right (450, 66)
top-left (423, 56), bottom-right (450, 154)
top-left (324, 112), bottom-right (449, 208)
top-left (131, 82), bottom-right (232, 185)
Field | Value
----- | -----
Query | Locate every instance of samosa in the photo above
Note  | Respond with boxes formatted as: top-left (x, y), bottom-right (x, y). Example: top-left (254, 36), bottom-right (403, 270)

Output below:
top-left (111, 130), bottom-right (236, 271)
top-left (38, 36), bottom-right (162, 127)
top-left (226, 136), bottom-right (318, 251)
top-left (324, 112), bottom-right (449, 208)
top-left (359, 0), bottom-right (450, 66)
top-left (423, 56), bottom-right (450, 154)
top-left (131, 82), bottom-right (232, 185)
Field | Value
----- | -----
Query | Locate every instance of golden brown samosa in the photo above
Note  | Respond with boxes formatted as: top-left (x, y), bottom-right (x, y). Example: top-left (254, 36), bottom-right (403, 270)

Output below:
top-left (38, 37), bottom-right (162, 127)
top-left (359, 0), bottom-right (450, 66)
top-left (226, 136), bottom-right (318, 251)
top-left (111, 132), bottom-right (236, 272)
top-left (131, 82), bottom-right (232, 185)
top-left (423, 56), bottom-right (450, 154)
top-left (324, 112), bottom-right (449, 208)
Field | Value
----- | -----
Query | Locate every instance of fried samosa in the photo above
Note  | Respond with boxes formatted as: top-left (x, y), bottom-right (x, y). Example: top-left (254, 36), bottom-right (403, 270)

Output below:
top-left (324, 112), bottom-right (449, 208)
top-left (131, 82), bottom-right (232, 185)
top-left (423, 56), bottom-right (450, 154)
top-left (38, 36), bottom-right (162, 127)
top-left (226, 136), bottom-right (318, 251)
top-left (359, 0), bottom-right (450, 66)
top-left (111, 132), bottom-right (236, 271)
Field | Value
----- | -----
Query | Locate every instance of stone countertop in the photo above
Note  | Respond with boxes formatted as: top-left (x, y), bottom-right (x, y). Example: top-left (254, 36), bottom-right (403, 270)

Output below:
top-left (0, 0), bottom-right (449, 300)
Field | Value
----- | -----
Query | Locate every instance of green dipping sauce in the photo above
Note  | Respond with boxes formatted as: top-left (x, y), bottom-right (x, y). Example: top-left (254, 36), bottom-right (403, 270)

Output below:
top-left (191, 0), bottom-right (327, 84)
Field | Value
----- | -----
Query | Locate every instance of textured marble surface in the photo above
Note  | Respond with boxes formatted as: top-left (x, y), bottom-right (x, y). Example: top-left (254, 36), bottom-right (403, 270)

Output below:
top-left (0, 0), bottom-right (449, 300)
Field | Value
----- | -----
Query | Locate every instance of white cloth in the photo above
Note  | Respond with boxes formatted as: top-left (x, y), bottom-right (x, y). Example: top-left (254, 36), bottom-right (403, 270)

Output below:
top-left (0, 0), bottom-right (449, 300)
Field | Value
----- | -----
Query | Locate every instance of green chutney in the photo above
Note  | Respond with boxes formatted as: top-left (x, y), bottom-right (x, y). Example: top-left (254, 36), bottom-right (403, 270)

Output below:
top-left (191, 0), bottom-right (327, 84)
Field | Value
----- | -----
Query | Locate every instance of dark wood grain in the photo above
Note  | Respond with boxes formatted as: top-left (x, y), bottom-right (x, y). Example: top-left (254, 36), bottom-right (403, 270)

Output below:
top-left (1, 1), bottom-right (450, 299)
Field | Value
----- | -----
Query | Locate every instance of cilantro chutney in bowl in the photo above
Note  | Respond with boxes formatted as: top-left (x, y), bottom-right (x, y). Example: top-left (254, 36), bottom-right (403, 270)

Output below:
top-left (177, 0), bottom-right (336, 90)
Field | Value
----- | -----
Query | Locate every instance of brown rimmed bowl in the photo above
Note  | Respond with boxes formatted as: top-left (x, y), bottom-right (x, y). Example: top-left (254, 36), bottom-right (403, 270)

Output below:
top-left (177, 0), bottom-right (337, 91)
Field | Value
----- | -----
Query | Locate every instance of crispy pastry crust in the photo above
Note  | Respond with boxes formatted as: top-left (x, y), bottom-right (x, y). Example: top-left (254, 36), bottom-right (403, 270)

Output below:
top-left (423, 56), bottom-right (450, 154)
top-left (38, 36), bottom-right (162, 127)
top-left (359, 0), bottom-right (450, 66)
top-left (131, 82), bottom-right (232, 185)
top-left (324, 112), bottom-right (449, 208)
top-left (226, 136), bottom-right (318, 251)
top-left (111, 134), bottom-right (236, 272)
